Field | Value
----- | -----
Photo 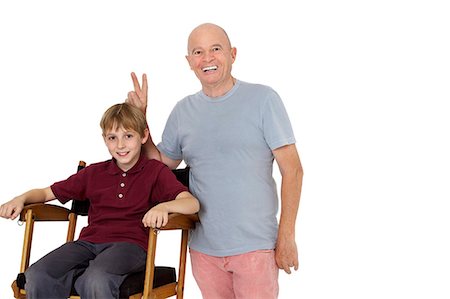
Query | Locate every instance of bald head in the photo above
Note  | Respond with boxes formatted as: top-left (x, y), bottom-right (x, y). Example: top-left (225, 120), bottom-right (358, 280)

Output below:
top-left (187, 23), bottom-right (232, 54)
top-left (185, 23), bottom-right (237, 97)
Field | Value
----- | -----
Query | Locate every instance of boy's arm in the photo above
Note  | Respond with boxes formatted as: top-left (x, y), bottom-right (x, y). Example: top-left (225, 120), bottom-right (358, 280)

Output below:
top-left (0, 187), bottom-right (56, 220)
top-left (142, 191), bottom-right (200, 228)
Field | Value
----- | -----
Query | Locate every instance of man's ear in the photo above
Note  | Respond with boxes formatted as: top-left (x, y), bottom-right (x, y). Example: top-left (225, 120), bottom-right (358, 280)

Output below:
top-left (231, 47), bottom-right (237, 63)
top-left (186, 55), bottom-right (194, 70)
top-left (142, 128), bottom-right (150, 144)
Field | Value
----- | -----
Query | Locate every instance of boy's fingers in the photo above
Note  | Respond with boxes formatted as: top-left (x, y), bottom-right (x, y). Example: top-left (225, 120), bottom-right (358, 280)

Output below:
top-left (11, 211), bottom-right (19, 220)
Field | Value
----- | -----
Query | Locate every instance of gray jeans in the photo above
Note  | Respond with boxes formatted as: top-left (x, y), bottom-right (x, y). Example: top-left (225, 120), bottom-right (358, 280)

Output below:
top-left (24, 240), bottom-right (146, 299)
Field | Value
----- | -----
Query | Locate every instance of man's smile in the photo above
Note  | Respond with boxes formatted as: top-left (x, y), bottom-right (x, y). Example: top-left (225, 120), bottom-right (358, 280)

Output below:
top-left (202, 65), bottom-right (218, 72)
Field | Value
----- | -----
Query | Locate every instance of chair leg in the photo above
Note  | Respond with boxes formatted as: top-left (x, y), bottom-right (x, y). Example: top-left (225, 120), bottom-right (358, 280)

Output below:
top-left (143, 228), bottom-right (158, 299)
top-left (20, 209), bottom-right (34, 273)
top-left (14, 209), bottom-right (34, 299)
top-left (176, 230), bottom-right (189, 299)
top-left (11, 280), bottom-right (25, 299)
top-left (66, 213), bottom-right (77, 242)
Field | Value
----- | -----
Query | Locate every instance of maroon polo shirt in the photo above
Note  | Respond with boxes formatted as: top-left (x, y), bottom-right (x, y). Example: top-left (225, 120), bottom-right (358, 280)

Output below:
top-left (50, 154), bottom-right (188, 251)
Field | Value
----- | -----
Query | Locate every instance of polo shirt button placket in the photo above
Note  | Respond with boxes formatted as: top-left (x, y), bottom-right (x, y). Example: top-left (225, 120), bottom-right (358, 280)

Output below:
top-left (118, 172), bottom-right (127, 200)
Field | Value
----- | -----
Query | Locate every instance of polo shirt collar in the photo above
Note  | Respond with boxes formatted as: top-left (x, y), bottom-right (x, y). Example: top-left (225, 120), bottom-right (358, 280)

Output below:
top-left (106, 153), bottom-right (147, 175)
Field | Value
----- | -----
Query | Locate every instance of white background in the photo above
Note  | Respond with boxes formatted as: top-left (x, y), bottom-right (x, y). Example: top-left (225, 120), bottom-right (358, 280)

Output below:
top-left (1, 1), bottom-right (449, 298)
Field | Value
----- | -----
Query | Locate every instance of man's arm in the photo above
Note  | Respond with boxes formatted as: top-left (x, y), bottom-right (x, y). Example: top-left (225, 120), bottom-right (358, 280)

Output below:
top-left (273, 143), bottom-right (303, 274)
top-left (142, 137), bottom-right (182, 169)
top-left (126, 72), bottom-right (181, 169)
top-left (0, 187), bottom-right (56, 220)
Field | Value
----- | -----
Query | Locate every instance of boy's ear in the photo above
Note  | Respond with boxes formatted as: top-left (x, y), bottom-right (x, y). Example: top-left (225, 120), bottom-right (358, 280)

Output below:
top-left (142, 128), bottom-right (150, 144)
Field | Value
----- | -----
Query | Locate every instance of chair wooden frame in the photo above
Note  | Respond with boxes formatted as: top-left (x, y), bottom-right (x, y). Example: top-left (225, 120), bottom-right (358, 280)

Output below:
top-left (11, 163), bottom-right (198, 299)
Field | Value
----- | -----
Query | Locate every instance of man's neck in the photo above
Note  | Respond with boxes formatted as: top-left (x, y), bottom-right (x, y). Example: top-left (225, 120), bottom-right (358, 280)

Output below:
top-left (203, 77), bottom-right (236, 98)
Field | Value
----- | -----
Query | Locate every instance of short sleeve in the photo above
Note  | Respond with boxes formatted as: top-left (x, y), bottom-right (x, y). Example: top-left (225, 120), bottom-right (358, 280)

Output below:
top-left (51, 169), bottom-right (88, 204)
top-left (157, 103), bottom-right (183, 160)
top-left (151, 166), bottom-right (189, 204)
top-left (262, 89), bottom-right (296, 150)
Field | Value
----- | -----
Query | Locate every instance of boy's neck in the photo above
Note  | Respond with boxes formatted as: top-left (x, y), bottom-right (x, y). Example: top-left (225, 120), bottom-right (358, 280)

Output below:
top-left (115, 152), bottom-right (143, 172)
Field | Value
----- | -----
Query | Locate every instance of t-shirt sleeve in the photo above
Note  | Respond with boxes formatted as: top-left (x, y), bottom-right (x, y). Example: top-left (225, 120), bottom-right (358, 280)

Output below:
top-left (262, 89), bottom-right (296, 150)
top-left (50, 169), bottom-right (88, 204)
top-left (157, 103), bottom-right (183, 161)
top-left (151, 166), bottom-right (189, 204)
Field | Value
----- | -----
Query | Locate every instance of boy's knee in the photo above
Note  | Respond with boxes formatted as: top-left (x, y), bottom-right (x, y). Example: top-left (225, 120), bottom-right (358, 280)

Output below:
top-left (24, 265), bottom-right (62, 297)
top-left (25, 264), bottom-right (46, 285)
top-left (75, 268), bottom-right (118, 298)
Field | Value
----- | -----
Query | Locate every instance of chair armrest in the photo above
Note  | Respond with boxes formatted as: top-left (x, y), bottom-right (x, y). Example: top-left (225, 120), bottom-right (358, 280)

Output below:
top-left (19, 203), bottom-right (72, 222)
top-left (159, 213), bottom-right (199, 231)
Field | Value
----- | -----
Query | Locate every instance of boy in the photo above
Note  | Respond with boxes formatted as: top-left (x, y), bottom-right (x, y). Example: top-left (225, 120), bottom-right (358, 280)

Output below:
top-left (0, 103), bottom-right (200, 298)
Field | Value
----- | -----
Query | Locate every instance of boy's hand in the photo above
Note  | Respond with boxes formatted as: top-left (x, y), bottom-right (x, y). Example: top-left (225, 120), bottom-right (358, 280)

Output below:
top-left (126, 72), bottom-right (148, 115)
top-left (0, 197), bottom-right (25, 220)
top-left (142, 203), bottom-right (169, 228)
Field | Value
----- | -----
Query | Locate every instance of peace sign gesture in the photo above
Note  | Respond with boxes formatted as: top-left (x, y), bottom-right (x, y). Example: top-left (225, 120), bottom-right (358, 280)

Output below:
top-left (126, 72), bottom-right (148, 115)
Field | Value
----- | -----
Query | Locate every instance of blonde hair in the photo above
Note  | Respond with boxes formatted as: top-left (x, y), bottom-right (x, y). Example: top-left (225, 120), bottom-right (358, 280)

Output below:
top-left (100, 103), bottom-right (147, 137)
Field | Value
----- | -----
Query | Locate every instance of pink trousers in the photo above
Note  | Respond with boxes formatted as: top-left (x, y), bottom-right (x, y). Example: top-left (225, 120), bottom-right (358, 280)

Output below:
top-left (190, 249), bottom-right (279, 299)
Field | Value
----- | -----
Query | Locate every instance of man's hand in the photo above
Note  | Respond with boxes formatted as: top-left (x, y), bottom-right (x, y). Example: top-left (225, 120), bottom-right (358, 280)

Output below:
top-left (275, 234), bottom-right (299, 274)
top-left (126, 72), bottom-right (148, 115)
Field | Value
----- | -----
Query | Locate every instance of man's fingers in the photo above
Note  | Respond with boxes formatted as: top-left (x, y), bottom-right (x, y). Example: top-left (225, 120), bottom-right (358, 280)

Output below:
top-left (141, 73), bottom-right (148, 95)
top-left (277, 258), bottom-right (298, 274)
top-left (131, 72), bottom-right (141, 93)
top-left (127, 91), bottom-right (137, 102)
top-left (283, 264), bottom-right (292, 274)
top-left (128, 92), bottom-right (144, 109)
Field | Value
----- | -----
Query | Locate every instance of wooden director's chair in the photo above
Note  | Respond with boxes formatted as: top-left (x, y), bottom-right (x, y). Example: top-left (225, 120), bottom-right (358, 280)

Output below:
top-left (11, 161), bottom-right (199, 299)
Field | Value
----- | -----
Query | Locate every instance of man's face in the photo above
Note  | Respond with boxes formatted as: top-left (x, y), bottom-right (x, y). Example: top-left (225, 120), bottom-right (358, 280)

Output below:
top-left (186, 26), bottom-right (236, 90)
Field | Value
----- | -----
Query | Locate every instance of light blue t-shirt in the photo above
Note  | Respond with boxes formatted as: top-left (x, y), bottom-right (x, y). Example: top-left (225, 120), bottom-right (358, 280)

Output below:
top-left (158, 80), bottom-right (296, 257)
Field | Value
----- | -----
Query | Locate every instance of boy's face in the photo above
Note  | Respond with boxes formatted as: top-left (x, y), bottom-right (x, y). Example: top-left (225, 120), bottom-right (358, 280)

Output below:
top-left (103, 125), bottom-right (149, 172)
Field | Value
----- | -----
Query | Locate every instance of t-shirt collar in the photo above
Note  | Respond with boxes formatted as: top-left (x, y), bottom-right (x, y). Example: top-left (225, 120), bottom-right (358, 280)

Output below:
top-left (200, 79), bottom-right (240, 103)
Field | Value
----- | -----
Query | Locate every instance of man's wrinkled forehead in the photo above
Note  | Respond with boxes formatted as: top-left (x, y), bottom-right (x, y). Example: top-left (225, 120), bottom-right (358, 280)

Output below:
top-left (187, 24), bottom-right (231, 53)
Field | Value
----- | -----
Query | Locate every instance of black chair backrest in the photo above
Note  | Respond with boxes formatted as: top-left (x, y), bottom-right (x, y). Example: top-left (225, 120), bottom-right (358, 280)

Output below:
top-left (171, 167), bottom-right (190, 189)
top-left (71, 165), bottom-right (190, 216)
